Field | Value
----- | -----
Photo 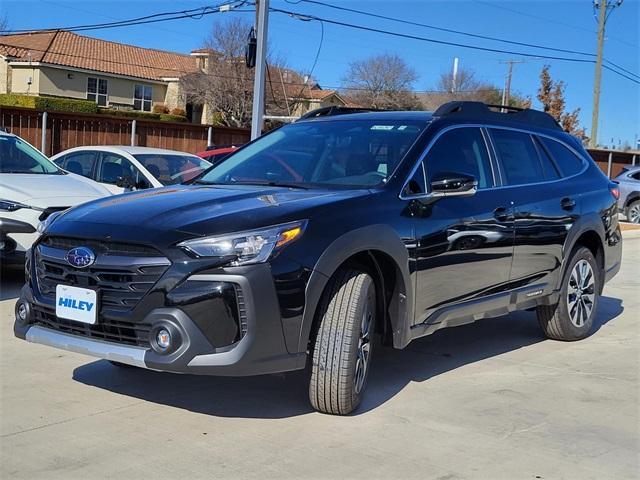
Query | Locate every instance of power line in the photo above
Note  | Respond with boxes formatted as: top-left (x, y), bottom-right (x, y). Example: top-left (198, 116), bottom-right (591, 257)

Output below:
top-left (270, 6), bottom-right (639, 85)
top-left (287, 0), bottom-right (597, 58)
top-left (0, 2), bottom-right (250, 34)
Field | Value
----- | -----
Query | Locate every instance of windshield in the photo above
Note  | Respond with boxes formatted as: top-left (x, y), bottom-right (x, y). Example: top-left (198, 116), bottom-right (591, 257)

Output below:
top-left (0, 135), bottom-right (61, 174)
top-left (133, 154), bottom-right (211, 185)
top-left (198, 119), bottom-right (425, 188)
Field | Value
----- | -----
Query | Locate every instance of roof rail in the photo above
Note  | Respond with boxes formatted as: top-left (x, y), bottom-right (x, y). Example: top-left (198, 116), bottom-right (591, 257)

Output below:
top-left (298, 106), bottom-right (383, 121)
top-left (433, 101), bottom-right (561, 130)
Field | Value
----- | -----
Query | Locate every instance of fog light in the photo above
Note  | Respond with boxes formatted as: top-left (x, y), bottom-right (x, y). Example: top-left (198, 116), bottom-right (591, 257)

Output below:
top-left (156, 329), bottom-right (171, 349)
top-left (17, 303), bottom-right (27, 321)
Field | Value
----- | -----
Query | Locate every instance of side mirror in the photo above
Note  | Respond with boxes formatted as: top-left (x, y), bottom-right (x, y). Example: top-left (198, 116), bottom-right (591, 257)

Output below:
top-left (430, 172), bottom-right (478, 197)
top-left (116, 175), bottom-right (134, 189)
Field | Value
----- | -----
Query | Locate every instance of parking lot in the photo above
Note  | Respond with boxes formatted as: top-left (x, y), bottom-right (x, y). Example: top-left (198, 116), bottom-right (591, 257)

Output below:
top-left (0, 233), bottom-right (638, 480)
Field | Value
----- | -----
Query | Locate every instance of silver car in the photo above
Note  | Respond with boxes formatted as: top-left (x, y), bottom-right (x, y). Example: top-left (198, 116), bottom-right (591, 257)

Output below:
top-left (615, 165), bottom-right (640, 223)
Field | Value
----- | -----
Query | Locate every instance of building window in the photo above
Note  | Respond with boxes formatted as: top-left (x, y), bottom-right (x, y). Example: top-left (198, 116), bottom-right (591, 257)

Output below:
top-left (134, 85), bottom-right (153, 112)
top-left (87, 78), bottom-right (107, 106)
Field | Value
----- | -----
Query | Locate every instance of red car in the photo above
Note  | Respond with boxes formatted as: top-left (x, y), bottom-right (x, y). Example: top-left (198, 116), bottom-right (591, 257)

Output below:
top-left (196, 145), bottom-right (240, 165)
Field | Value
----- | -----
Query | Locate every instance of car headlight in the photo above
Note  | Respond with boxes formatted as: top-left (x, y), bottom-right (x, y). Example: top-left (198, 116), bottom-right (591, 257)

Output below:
top-left (178, 220), bottom-right (307, 265)
top-left (36, 210), bottom-right (64, 234)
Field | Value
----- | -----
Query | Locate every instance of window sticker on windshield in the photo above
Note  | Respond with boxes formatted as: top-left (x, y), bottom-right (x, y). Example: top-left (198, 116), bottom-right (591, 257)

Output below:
top-left (371, 125), bottom-right (394, 131)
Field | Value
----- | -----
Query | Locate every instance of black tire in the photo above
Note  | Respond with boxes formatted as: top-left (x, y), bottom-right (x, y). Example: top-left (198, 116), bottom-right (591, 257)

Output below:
top-left (537, 246), bottom-right (600, 341)
top-left (625, 199), bottom-right (640, 224)
top-left (108, 360), bottom-right (137, 369)
top-left (309, 268), bottom-right (376, 415)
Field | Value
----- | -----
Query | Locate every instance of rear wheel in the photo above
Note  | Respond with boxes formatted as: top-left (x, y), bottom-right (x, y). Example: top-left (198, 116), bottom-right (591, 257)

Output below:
top-left (537, 246), bottom-right (599, 341)
top-left (625, 200), bottom-right (640, 224)
top-left (309, 268), bottom-right (375, 415)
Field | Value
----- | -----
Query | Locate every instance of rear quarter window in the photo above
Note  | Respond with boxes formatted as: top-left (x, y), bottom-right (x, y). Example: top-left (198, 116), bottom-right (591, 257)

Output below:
top-left (539, 137), bottom-right (584, 177)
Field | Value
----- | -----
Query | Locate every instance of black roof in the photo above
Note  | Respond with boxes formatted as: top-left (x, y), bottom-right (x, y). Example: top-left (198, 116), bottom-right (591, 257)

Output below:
top-left (297, 101), bottom-right (561, 132)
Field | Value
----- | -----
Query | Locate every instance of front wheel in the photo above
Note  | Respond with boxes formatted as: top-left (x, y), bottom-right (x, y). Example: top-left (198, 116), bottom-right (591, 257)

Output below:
top-left (537, 246), bottom-right (600, 341)
top-left (309, 268), bottom-right (376, 415)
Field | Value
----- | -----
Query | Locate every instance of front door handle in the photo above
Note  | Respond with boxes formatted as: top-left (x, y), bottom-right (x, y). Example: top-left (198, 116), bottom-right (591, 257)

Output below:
top-left (561, 197), bottom-right (576, 211)
top-left (493, 206), bottom-right (510, 221)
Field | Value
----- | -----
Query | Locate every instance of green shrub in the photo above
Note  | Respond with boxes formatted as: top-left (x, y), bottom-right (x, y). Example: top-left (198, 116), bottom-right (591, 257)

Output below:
top-left (98, 108), bottom-right (161, 120)
top-left (0, 94), bottom-right (97, 113)
top-left (159, 114), bottom-right (187, 122)
top-left (0, 93), bottom-right (37, 108)
top-left (35, 96), bottom-right (97, 113)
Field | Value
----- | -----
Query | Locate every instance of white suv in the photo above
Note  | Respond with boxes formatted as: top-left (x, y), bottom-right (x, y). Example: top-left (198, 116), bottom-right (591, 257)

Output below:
top-left (0, 131), bottom-right (111, 266)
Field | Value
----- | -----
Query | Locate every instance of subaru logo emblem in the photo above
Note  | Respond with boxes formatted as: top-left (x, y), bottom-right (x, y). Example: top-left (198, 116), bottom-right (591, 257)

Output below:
top-left (65, 247), bottom-right (96, 268)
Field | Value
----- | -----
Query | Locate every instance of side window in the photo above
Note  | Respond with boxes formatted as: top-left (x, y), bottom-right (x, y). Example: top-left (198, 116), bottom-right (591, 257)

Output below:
top-left (63, 151), bottom-right (98, 178)
top-left (490, 129), bottom-right (544, 186)
top-left (539, 137), bottom-right (584, 177)
top-left (97, 153), bottom-right (137, 185)
top-left (632, 171), bottom-right (640, 181)
top-left (424, 128), bottom-right (493, 189)
top-left (533, 136), bottom-right (561, 180)
top-left (402, 162), bottom-right (427, 197)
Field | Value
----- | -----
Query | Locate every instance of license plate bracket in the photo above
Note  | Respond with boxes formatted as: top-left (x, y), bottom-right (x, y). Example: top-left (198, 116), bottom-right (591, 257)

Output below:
top-left (55, 285), bottom-right (98, 325)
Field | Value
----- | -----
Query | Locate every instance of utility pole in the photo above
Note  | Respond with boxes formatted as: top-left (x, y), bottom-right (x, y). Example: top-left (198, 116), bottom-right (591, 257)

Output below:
top-left (500, 60), bottom-right (524, 108)
top-left (250, 0), bottom-right (269, 140)
top-left (590, 0), bottom-right (624, 148)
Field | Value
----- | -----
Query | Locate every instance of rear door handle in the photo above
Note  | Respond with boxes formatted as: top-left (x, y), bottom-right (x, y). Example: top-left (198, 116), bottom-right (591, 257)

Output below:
top-left (561, 198), bottom-right (576, 211)
top-left (493, 206), bottom-right (510, 221)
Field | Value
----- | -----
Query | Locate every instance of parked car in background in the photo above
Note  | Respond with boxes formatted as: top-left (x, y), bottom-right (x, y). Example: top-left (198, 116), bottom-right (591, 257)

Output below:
top-left (614, 165), bottom-right (640, 223)
top-left (197, 145), bottom-right (240, 165)
top-left (0, 130), bottom-right (111, 267)
top-left (51, 146), bottom-right (212, 194)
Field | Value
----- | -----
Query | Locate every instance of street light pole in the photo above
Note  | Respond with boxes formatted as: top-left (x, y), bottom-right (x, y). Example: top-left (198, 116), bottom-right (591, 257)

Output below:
top-left (250, 0), bottom-right (269, 140)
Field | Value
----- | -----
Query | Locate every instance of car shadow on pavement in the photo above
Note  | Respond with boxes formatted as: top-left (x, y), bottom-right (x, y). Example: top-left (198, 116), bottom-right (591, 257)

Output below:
top-left (0, 267), bottom-right (24, 302)
top-left (73, 296), bottom-right (623, 419)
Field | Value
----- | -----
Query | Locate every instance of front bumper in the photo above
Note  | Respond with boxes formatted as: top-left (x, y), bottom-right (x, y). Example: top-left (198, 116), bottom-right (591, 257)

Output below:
top-left (14, 258), bottom-right (306, 376)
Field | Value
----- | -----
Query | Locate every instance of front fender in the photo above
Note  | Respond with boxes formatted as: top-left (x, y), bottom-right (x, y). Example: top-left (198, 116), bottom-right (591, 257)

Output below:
top-left (296, 224), bottom-right (413, 355)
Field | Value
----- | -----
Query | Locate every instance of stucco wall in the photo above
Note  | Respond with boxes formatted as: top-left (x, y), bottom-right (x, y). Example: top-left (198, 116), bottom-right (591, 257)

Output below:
top-left (12, 65), bottom-right (167, 109)
top-left (9, 66), bottom-right (40, 95)
top-left (0, 60), bottom-right (8, 94)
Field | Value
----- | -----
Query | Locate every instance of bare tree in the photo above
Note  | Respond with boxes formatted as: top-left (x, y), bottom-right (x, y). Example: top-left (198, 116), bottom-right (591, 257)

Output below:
top-left (181, 18), bottom-right (254, 127)
top-left (181, 18), bottom-right (303, 127)
top-left (0, 13), bottom-right (8, 32)
top-left (420, 67), bottom-right (530, 110)
top-left (537, 65), bottom-right (586, 140)
top-left (342, 53), bottom-right (421, 110)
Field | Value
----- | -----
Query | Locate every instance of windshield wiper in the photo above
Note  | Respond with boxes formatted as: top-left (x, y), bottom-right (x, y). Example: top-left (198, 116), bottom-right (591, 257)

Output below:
top-left (192, 179), bottom-right (308, 190)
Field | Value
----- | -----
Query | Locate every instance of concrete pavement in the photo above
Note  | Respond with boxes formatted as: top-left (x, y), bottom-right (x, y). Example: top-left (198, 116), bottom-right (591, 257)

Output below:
top-left (1, 237), bottom-right (638, 479)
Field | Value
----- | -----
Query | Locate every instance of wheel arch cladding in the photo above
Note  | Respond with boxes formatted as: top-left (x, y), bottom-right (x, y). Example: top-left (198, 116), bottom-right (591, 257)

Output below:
top-left (563, 227), bottom-right (605, 293)
top-left (297, 224), bottom-right (413, 354)
top-left (625, 192), bottom-right (640, 208)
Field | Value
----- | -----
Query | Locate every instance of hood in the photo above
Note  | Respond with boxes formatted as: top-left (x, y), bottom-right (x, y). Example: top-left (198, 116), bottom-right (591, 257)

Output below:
top-left (0, 172), bottom-right (112, 205)
top-left (53, 184), bottom-right (372, 238)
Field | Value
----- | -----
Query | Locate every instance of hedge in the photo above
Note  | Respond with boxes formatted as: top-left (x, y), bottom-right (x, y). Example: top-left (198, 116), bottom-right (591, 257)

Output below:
top-left (99, 109), bottom-right (187, 122)
top-left (0, 94), bottom-right (98, 113)
top-left (0, 94), bottom-right (187, 122)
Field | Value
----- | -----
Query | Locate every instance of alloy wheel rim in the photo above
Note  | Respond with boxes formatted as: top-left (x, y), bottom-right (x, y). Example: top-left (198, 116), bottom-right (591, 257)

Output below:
top-left (354, 297), bottom-right (373, 395)
top-left (630, 205), bottom-right (640, 223)
top-left (566, 259), bottom-right (596, 328)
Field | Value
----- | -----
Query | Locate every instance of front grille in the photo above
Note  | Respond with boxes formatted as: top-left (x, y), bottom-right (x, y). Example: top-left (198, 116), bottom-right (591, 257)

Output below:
top-left (35, 237), bottom-right (170, 313)
top-left (41, 236), bottom-right (161, 257)
top-left (32, 305), bottom-right (151, 347)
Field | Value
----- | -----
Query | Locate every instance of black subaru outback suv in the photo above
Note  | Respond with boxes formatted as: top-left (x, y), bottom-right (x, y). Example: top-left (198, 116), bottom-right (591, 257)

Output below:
top-left (14, 102), bottom-right (622, 415)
